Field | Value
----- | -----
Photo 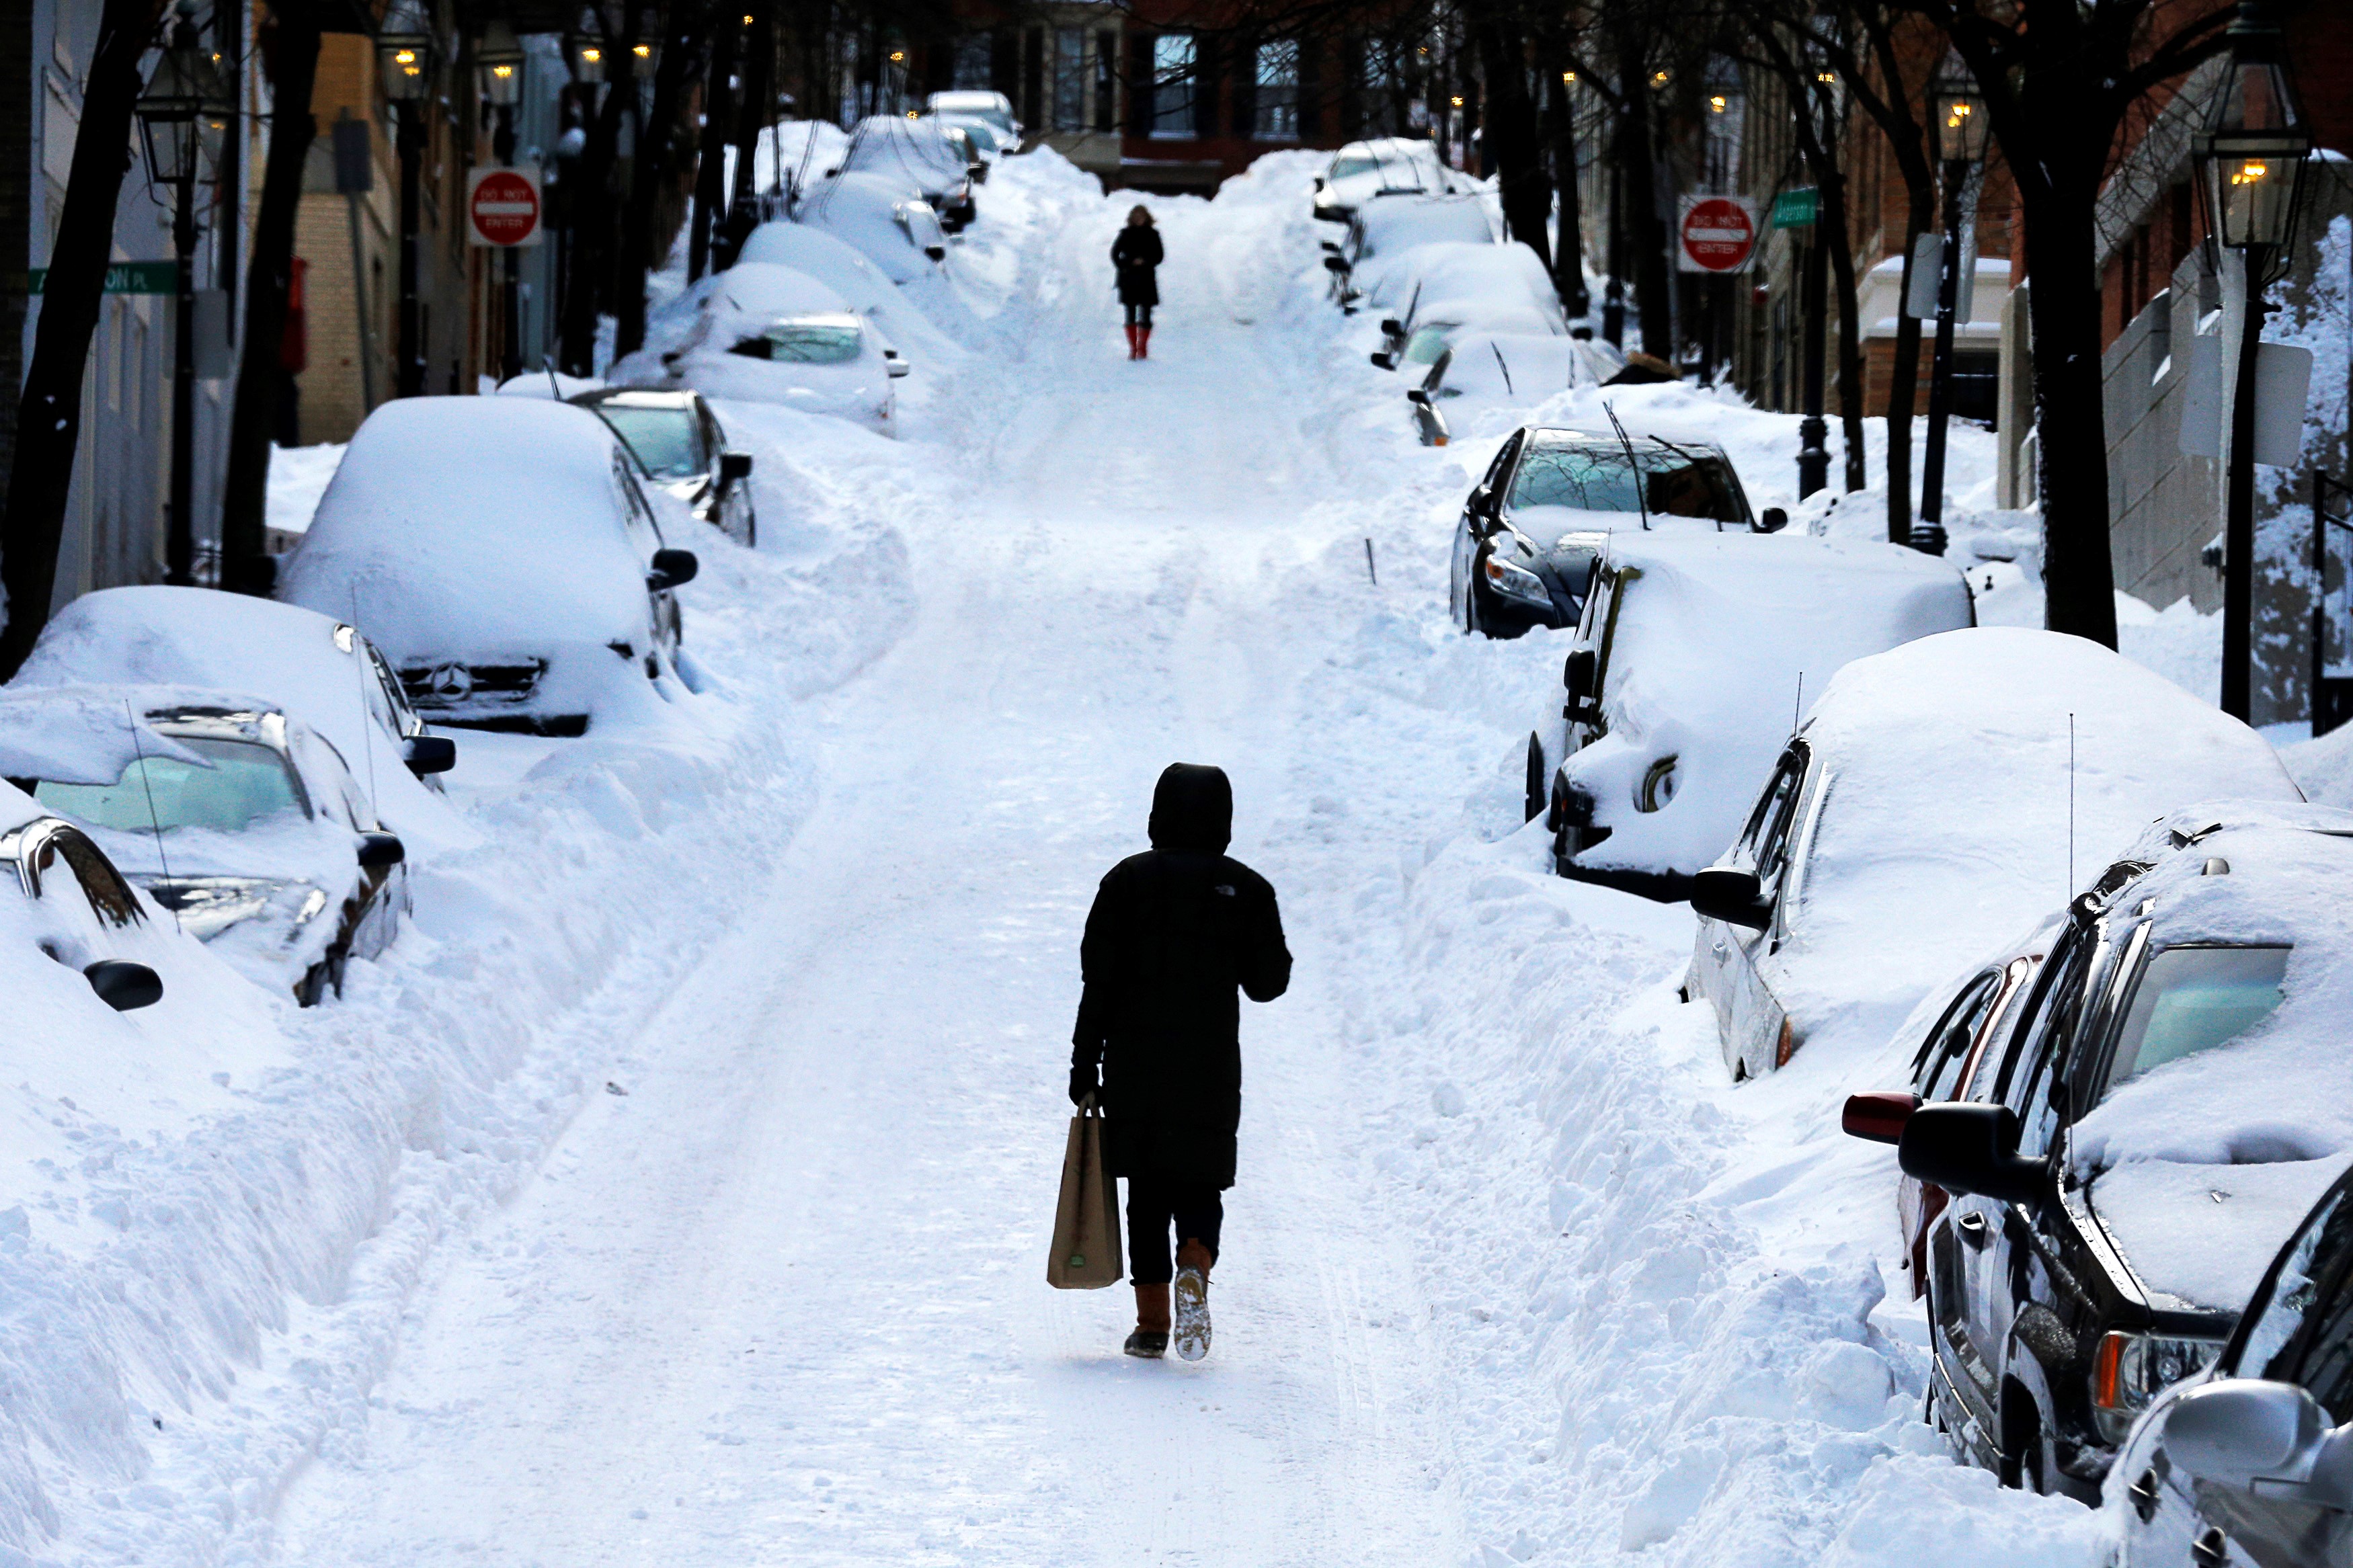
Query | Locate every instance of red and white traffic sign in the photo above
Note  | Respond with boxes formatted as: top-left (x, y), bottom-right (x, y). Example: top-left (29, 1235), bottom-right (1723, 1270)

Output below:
top-left (467, 167), bottom-right (543, 248)
top-left (1677, 196), bottom-right (1757, 274)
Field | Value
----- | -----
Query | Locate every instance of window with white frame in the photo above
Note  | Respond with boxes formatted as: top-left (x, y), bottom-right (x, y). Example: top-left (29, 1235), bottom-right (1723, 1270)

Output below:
top-left (1254, 40), bottom-right (1298, 140)
top-left (1054, 28), bottom-right (1086, 130)
top-left (1152, 33), bottom-right (1195, 138)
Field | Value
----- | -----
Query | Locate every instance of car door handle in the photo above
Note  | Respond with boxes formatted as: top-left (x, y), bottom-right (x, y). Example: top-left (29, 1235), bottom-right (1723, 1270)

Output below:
top-left (1711, 938), bottom-right (1727, 958)
top-left (1955, 1211), bottom-right (1991, 1248)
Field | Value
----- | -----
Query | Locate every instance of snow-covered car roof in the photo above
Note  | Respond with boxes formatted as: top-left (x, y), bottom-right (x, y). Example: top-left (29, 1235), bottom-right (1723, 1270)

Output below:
top-left (842, 115), bottom-right (966, 186)
top-left (1347, 194), bottom-right (1494, 262)
top-left (1562, 532), bottom-right (1972, 880)
top-left (734, 222), bottom-right (959, 360)
top-left (798, 173), bottom-right (945, 284)
top-left (1431, 334), bottom-right (1618, 401)
top-left (7, 585), bottom-right (471, 852)
top-left (1401, 243), bottom-right (1564, 332)
top-left (280, 397), bottom-right (658, 662)
top-left (707, 261), bottom-right (854, 319)
top-left (1773, 629), bottom-right (2303, 1067)
top-left (0, 682), bottom-right (210, 786)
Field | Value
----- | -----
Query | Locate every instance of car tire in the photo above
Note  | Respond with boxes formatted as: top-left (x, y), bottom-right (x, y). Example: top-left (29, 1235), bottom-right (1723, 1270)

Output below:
top-left (1525, 733), bottom-right (1547, 823)
top-left (1465, 582), bottom-right (1485, 638)
top-left (2000, 1395), bottom-right (2046, 1493)
top-left (737, 505), bottom-right (757, 549)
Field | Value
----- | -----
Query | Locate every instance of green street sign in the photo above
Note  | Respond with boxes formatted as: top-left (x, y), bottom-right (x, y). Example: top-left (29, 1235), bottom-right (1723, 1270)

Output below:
top-left (25, 261), bottom-right (179, 295)
top-left (1771, 188), bottom-right (1819, 230)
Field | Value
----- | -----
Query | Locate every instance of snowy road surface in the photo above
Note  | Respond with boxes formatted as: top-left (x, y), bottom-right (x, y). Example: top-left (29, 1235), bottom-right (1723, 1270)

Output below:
top-left (274, 169), bottom-right (1480, 1566)
top-left (70, 153), bottom-right (2114, 1568)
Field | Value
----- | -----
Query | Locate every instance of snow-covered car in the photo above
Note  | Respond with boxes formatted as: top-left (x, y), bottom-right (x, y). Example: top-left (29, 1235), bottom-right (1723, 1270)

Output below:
top-left (936, 115), bottom-right (998, 177)
top-left (799, 170), bottom-right (949, 283)
top-left (834, 115), bottom-right (975, 231)
top-left (2104, 1163), bottom-right (2353, 1562)
top-left (926, 89), bottom-right (1019, 151)
top-left (1542, 528), bottom-right (1968, 897)
top-left (279, 397), bottom-right (699, 737)
top-left (734, 220), bottom-right (959, 361)
top-left (1313, 136), bottom-right (1455, 222)
top-left (1844, 803), bottom-right (2353, 1499)
top-left (1690, 628), bottom-right (2302, 1081)
top-left (1453, 427), bottom-right (1774, 639)
top-left (572, 387), bottom-right (757, 546)
top-left (1, 688), bottom-right (411, 1005)
top-left (1334, 198), bottom-right (1499, 309)
top-left (0, 778), bottom-right (169, 1015)
top-left (652, 262), bottom-right (907, 434)
top-left (6, 584), bottom-right (461, 845)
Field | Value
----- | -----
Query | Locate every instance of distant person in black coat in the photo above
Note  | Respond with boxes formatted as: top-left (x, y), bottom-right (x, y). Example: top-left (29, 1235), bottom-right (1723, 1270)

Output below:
top-left (1070, 764), bottom-right (1290, 1360)
top-left (1112, 205), bottom-right (1164, 361)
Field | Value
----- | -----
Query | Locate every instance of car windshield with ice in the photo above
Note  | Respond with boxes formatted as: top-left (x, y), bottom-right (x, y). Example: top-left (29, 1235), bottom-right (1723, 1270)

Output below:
top-left (732, 317), bottom-right (864, 364)
top-left (1509, 441), bottom-right (1747, 525)
top-left (36, 735), bottom-right (307, 833)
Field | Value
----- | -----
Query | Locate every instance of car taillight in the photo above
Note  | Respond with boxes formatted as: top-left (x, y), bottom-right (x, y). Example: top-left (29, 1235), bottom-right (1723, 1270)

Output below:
top-left (1775, 1016), bottom-right (1797, 1068)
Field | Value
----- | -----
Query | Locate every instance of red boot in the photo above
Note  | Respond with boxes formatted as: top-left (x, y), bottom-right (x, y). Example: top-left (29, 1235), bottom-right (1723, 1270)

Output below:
top-left (1123, 324), bottom-right (1140, 360)
top-left (1138, 326), bottom-right (1152, 360)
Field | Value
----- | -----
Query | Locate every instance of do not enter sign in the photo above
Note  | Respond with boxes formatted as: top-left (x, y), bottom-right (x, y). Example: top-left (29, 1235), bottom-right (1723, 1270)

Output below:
top-left (467, 167), bottom-right (543, 248)
top-left (1677, 196), bottom-right (1757, 274)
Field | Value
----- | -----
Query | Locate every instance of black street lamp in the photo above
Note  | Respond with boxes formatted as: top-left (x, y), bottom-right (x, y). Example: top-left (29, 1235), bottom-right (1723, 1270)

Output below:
top-left (136, 0), bottom-right (234, 587)
top-left (377, 0), bottom-right (434, 398)
top-left (1911, 63), bottom-right (1989, 556)
top-left (2194, 0), bottom-right (2311, 722)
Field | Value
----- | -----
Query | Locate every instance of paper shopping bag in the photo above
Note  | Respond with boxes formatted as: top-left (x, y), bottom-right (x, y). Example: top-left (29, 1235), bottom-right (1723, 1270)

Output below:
top-left (1047, 1097), bottom-right (1123, 1289)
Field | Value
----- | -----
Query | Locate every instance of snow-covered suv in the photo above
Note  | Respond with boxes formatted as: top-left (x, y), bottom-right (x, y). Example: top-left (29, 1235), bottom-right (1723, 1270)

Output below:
top-left (1846, 804), bottom-right (2353, 1500)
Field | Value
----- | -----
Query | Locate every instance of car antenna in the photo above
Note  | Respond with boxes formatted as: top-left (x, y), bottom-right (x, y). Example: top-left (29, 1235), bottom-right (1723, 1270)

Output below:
top-left (2069, 713), bottom-right (2077, 902)
top-left (122, 700), bottom-right (181, 934)
top-left (545, 361), bottom-right (561, 399)
top-left (1604, 401), bottom-right (1648, 531)
top-left (1792, 671), bottom-right (1804, 735)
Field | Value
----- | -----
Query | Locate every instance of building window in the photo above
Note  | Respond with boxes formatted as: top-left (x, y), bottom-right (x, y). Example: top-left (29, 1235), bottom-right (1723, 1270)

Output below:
top-left (1152, 33), bottom-right (1195, 138)
top-left (1094, 30), bottom-right (1117, 132)
top-left (1254, 41), bottom-right (1298, 140)
top-left (1054, 28), bottom-right (1086, 131)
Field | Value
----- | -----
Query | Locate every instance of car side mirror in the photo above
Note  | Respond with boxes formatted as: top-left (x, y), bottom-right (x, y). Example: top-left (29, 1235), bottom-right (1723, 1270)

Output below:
top-left (648, 548), bottom-right (699, 591)
top-left (1406, 388), bottom-right (1432, 407)
top-left (1689, 866), bottom-right (1772, 930)
top-left (1757, 506), bottom-right (1789, 534)
top-left (1370, 350), bottom-right (1396, 371)
top-left (401, 735), bottom-right (457, 776)
top-left (357, 831), bottom-right (407, 869)
top-left (1320, 239), bottom-right (1341, 253)
top-left (1841, 1091), bottom-right (1921, 1145)
top-left (885, 356), bottom-right (911, 379)
top-left (2165, 1380), bottom-right (2353, 1508)
top-left (719, 450), bottom-right (754, 483)
top-left (1563, 648), bottom-right (1596, 704)
top-left (1313, 176), bottom-right (1326, 190)
top-left (924, 245), bottom-right (947, 261)
top-left (1897, 1103), bottom-right (2050, 1208)
top-left (1323, 255), bottom-right (1349, 274)
top-left (1380, 317), bottom-right (1404, 337)
top-left (84, 959), bottom-right (163, 1012)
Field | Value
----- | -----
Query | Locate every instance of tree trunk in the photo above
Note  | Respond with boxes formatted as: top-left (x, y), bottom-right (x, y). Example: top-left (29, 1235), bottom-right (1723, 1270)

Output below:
top-left (558, 60), bottom-right (628, 375)
top-left (218, 0), bottom-right (321, 592)
top-left (1823, 174), bottom-right (1868, 493)
top-left (2020, 175), bottom-right (2118, 647)
top-left (719, 0), bottom-right (771, 266)
top-left (686, 10), bottom-right (736, 283)
top-left (1544, 65), bottom-right (1588, 316)
top-left (615, 0), bottom-right (696, 356)
top-left (1614, 45), bottom-right (1673, 361)
top-left (0, 0), bottom-right (168, 675)
top-left (1472, 13), bottom-right (1549, 266)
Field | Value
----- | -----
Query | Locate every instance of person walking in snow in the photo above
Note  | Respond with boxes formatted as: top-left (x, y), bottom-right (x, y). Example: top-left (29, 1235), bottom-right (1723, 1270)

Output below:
top-left (1070, 764), bottom-right (1290, 1361)
top-left (1113, 206), bottom-right (1164, 361)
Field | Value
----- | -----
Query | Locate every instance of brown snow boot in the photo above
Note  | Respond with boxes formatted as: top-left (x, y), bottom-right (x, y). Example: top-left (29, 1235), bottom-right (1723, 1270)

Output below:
top-left (1125, 1282), bottom-right (1170, 1357)
top-left (1138, 325), bottom-right (1152, 360)
top-left (1123, 324), bottom-right (1140, 360)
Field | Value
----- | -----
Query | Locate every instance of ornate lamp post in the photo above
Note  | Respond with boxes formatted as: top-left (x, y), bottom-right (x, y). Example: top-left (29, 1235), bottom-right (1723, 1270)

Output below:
top-left (1911, 63), bottom-right (1989, 556)
top-left (2194, 0), bottom-right (2310, 721)
top-left (136, 0), bottom-right (234, 586)
top-left (376, 1), bottom-right (434, 397)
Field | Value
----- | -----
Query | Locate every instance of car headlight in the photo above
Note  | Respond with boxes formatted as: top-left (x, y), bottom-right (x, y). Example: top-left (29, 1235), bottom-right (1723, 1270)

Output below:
top-left (1482, 554), bottom-right (1552, 607)
top-left (2092, 1330), bottom-right (2226, 1443)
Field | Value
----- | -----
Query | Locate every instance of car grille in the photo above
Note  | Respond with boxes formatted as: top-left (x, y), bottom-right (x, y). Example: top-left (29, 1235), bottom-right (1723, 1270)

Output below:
top-left (398, 659), bottom-right (546, 710)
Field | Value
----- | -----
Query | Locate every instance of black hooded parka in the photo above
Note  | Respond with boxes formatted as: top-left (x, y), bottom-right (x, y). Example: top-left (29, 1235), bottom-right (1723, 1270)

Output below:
top-left (1072, 764), bottom-right (1290, 1190)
